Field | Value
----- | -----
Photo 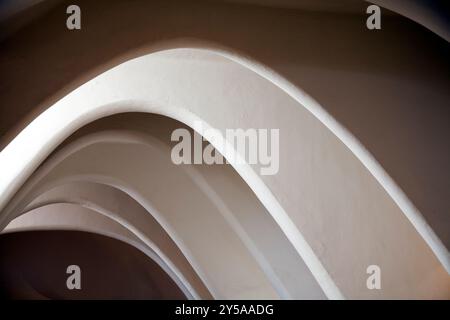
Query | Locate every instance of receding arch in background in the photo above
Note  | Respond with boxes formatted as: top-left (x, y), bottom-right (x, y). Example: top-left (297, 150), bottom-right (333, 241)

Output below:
top-left (12, 182), bottom-right (213, 300)
top-left (3, 122), bottom-right (327, 299)
top-left (4, 203), bottom-right (195, 299)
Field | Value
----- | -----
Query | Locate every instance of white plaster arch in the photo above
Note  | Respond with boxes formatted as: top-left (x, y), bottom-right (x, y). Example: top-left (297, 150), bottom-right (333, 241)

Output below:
top-left (15, 181), bottom-right (212, 300)
top-left (0, 47), bottom-right (448, 299)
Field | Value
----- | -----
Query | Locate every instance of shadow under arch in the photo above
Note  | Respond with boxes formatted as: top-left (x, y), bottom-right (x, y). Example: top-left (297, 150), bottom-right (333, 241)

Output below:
top-left (0, 226), bottom-right (188, 299)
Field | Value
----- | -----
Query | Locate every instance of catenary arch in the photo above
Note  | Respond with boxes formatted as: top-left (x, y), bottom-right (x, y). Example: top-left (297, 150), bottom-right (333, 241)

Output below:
top-left (2, 124), bottom-right (326, 299)
top-left (0, 48), bottom-right (449, 299)
top-left (12, 181), bottom-right (213, 300)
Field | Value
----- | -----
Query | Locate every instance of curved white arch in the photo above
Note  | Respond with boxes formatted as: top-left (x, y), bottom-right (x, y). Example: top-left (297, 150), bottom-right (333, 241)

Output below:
top-left (3, 203), bottom-right (193, 299)
top-left (16, 181), bottom-right (211, 300)
top-left (0, 47), bottom-right (448, 299)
